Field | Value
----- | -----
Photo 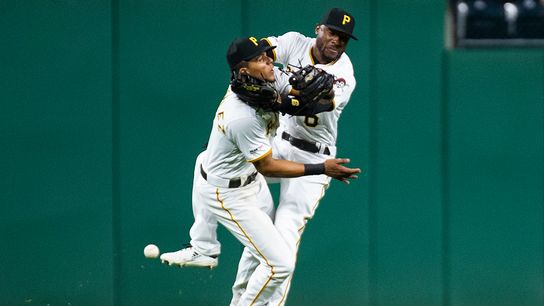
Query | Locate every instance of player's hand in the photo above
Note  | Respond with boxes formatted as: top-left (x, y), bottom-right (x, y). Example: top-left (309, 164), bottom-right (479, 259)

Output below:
top-left (324, 158), bottom-right (361, 184)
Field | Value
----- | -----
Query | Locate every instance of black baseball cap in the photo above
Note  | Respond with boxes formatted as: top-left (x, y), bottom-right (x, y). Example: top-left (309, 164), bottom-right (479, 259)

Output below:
top-left (320, 8), bottom-right (358, 40)
top-left (226, 37), bottom-right (276, 70)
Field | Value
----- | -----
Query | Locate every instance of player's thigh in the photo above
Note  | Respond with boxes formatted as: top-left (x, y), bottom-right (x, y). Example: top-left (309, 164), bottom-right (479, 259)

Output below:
top-left (278, 175), bottom-right (330, 219)
top-left (206, 183), bottom-right (293, 266)
top-left (255, 174), bottom-right (275, 218)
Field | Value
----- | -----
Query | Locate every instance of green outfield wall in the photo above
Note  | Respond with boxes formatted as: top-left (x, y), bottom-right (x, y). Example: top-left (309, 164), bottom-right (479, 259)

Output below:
top-left (1, 1), bottom-right (542, 305)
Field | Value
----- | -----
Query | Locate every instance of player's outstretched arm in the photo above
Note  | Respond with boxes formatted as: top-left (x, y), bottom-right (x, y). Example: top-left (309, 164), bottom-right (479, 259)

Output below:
top-left (252, 154), bottom-right (360, 183)
top-left (252, 154), bottom-right (303, 178)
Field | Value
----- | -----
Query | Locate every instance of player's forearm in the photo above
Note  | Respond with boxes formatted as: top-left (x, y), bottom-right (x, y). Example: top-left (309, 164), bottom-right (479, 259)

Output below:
top-left (253, 158), bottom-right (307, 178)
top-left (254, 155), bottom-right (360, 182)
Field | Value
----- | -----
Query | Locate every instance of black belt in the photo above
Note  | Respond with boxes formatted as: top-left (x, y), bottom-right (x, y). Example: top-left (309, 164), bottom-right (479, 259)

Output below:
top-left (281, 132), bottom-right (331, 155)
top-left (200, 164), bottom-right (257, 188)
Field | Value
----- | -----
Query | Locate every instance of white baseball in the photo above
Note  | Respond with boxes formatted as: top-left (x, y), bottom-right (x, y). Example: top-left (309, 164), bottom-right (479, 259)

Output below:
top-left (144, 244), bottom-right (160, 259)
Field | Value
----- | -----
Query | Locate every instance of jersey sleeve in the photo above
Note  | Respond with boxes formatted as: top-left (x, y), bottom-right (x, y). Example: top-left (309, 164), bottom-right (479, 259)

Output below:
top-left (228, 116), bottom-right (272, 162)
top-left (263, 32), bottom-right (305, 66)
top-left (273, 66), bottom-right (291, 95)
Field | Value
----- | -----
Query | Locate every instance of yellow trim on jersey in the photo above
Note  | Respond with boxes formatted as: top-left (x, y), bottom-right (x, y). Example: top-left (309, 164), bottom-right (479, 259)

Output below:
top-left (248, 148), bottom-right (272, 163)
top-left (215, 189), bottom-right (274, 305)
top-left (261, 38), bottom-right (276, 62)
top-left (309, 48), bottom-right (315, 65)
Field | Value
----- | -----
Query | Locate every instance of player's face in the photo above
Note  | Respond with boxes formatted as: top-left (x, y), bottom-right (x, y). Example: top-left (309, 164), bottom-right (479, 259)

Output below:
top-left (245, 52), bottom-right (275, 82)
top-left (315, 25), bottom-right (349, 63)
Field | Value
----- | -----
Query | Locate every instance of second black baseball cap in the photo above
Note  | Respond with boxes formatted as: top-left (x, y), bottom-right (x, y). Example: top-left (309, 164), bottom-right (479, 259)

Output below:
top-left (226, 37), bottom-right (276, 70)
top-left (320, 8), bottom-right (358, 40)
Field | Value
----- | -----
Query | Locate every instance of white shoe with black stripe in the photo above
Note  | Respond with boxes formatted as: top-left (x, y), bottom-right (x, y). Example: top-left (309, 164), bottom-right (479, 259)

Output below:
top-left (160, 245), bottom-right (218, 269)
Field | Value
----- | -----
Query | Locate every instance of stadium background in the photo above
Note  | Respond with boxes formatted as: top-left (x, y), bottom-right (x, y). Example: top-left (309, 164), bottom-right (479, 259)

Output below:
top-left (1, 0), bottom-right (542, 305)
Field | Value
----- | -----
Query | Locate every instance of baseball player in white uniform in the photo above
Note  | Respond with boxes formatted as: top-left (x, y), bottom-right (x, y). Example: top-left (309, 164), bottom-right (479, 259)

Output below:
top-left (230, 8), bottom-right (358, 305)
top-left (162, 36), bottom-right (360, 305)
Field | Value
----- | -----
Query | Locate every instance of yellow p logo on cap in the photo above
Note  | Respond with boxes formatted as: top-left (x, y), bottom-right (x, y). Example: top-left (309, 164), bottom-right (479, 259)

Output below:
top-left (342, 15), bottom-right (351, 25)
top-left (249, 37), bottom-right (259, 46)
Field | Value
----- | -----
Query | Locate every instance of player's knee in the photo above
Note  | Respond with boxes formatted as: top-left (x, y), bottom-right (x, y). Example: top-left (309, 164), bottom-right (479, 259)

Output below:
top-left (273, 258), bottom-right (295, 278)
top-left (285, 261), bottom-right (295, 275)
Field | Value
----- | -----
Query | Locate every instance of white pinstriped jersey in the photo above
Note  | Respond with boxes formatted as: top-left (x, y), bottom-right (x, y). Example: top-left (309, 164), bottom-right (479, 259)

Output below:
top-left (202, 68), bottom-right (290, 180)
top-left (266, 32), bottom-right (356, 147)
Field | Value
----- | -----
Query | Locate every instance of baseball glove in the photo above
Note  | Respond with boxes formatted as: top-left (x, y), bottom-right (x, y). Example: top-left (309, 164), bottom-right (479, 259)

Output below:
top-left (230, 71), bottom-right (279, 112)
top-left (289, 65), bottom-right (335, 104)
top-left (273, 65), bottom-right (335, 116)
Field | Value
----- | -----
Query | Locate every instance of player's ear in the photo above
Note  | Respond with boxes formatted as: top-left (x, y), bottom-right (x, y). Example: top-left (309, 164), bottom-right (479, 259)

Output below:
top-left (315, 25), bottom-right (321, 35)
top-left (239, 67), bottom-right (249, 75)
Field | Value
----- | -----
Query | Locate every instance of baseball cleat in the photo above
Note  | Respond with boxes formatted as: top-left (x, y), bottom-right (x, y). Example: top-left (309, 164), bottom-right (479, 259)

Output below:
top-left (160, 245), bottom-right (218, 269)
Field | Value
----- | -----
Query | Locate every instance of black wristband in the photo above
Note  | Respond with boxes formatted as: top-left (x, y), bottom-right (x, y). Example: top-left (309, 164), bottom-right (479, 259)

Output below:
top-left (304, 163), bottom-right (325, 175)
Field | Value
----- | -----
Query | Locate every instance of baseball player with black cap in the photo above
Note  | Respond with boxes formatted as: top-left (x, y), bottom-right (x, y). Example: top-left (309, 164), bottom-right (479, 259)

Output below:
top-left (162, 36), bottom-right (360, 305)
top-left (230, 8), bottom-right (359, 305)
